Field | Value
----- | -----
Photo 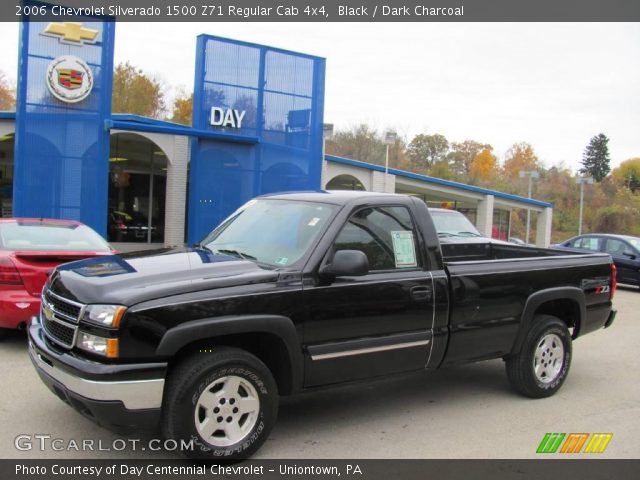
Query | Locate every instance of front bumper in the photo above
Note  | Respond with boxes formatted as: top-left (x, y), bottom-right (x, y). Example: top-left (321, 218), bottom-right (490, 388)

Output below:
top-left (28, 317), bottom-right (167, 433)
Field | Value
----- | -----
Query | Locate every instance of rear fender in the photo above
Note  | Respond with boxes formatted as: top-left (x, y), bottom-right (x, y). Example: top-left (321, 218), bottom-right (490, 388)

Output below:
top-left (510, 287), bottom-right (586, 355)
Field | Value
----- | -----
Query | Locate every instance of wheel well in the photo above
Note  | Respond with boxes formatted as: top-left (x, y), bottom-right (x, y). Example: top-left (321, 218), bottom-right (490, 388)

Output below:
top-left (534, 299), bottom-right (581, 337)
top-left (168, 332), bottom-right (294, 395)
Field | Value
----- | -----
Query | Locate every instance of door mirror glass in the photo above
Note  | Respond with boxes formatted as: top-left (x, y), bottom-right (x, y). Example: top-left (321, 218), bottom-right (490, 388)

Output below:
top-left (323, 250), bottom-right (369, 277)
top-left (623, 250), bottom-right (636, 259)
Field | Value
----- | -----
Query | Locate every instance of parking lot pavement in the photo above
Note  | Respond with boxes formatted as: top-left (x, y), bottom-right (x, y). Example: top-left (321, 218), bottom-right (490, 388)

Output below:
top-left (1, 287), bottom-right (638, 459)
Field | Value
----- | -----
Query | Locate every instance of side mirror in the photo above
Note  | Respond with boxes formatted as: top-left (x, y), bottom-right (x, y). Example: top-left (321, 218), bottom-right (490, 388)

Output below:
top-left (321, 250), bottom-right (369, 277)
top-left (622, 250), bottom-right (636, 259)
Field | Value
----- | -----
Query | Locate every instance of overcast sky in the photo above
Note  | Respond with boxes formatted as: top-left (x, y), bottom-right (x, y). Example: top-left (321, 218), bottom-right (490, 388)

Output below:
top-left (1, 22), bottom-right (638, 171)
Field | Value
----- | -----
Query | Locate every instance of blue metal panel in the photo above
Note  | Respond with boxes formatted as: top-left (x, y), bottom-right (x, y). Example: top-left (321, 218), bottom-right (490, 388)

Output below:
top-left (188, 35), bottom-right (325, 244)
top-left (13, 4), bottom-right (115, 236)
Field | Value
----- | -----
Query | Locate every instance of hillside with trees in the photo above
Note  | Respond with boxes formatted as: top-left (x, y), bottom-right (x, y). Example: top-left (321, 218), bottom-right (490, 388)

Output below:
top-left (326, 127), bottom-right (640, 242)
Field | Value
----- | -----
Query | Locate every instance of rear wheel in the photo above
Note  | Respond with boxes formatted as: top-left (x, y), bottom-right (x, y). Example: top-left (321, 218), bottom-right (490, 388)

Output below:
top-left (506, 315), bottom-right (572, 398)
top-left (161, 347), bottom-right (278, 460)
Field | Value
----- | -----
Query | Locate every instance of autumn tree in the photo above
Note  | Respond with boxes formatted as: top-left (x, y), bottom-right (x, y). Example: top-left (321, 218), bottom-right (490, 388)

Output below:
top-left (448, 140), bottom-right (491, 177)
top-left (170, 91), bottom-right (192, 125)
top-left (406, 133), bottom-right (449, 170)
top-left (503, 142), bottom-right (540, 179)
top-left (112, 62), bottom-right (166, 118)
top-left (612, 157), bottom-right (640, 193)
top-left (469, 148), bottom-right (497, 182)
top-left (0, 71), bottom-right (15, 111)
top-left (325, 124), bottom-right (384, 164)
top-left (580, 133), bottom-right (611, 182)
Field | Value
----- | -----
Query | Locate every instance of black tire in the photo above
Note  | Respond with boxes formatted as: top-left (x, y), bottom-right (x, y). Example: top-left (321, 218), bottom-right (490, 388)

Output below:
top-left (506, 315), bottom-right (572, 398)
top-left (161, 347), bottom-right (278, 460)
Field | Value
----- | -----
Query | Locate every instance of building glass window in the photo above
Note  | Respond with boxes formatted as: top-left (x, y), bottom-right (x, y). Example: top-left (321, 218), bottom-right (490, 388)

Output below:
top-left (0, 133), bottom-right (14, 217)
top-left (108, 133), bottom-right (166, 243)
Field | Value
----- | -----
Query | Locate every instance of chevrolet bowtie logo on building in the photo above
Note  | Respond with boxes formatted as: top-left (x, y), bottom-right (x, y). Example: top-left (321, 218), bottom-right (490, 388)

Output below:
top-left (42, 22), bottom-right (99, 45)
top-left (537, 432), bottom-right (613, 454)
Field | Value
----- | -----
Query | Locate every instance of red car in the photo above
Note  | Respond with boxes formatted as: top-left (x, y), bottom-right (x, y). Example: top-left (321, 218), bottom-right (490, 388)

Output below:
top-left (0, 218), bottom-right (114, 337)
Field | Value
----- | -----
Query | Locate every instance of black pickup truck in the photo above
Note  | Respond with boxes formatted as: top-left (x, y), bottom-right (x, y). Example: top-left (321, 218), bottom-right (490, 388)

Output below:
top-left (29, 191), bottom-right (616, 459)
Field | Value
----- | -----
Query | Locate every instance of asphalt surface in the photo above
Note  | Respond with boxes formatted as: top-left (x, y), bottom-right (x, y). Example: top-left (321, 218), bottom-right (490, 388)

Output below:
top-left (1, 287), bottom-right (638, 459)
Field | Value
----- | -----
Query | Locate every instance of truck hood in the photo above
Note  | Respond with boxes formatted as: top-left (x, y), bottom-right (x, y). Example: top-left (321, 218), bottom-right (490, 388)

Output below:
top-left (47, 247), bottom-right (279, 306)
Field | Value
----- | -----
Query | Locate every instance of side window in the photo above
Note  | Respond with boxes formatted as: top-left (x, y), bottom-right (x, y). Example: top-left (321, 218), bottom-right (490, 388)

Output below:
top-left (573, 237), bottom-right (600, 251)
top-left (333, 206), bottom-right (421, 271)
top-left (604, 239), bottom-right (628, 256)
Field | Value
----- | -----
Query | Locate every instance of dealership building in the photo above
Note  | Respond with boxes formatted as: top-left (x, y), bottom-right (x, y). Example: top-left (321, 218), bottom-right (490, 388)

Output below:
top-left (0, 13), bottom-right (553, 249)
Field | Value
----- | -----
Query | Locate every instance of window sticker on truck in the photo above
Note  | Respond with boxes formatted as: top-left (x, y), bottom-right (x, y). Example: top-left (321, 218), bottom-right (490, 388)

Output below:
top-left (392, 230), bottom-right (417, 267)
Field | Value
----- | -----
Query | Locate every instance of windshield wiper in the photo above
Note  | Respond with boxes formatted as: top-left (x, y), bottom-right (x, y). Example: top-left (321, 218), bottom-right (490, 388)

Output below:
top-left (214, 249), bottom-right (257, 261)
top-left (456, 231), bottom-right (482, 237)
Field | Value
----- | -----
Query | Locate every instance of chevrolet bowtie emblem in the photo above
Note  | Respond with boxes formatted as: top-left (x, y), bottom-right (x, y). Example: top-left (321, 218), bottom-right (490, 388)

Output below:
top-left (42, 22), bottom-right (99, 45)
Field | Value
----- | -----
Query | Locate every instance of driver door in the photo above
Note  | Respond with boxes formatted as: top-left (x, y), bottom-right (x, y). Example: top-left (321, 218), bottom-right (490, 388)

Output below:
top-left (302, 205), bottom-right (435, 386)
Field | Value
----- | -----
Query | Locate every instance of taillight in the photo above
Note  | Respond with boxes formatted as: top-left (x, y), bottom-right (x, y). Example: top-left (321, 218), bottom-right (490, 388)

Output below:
top-left (0, 257), bottom-right (23, 285)
top-left (610, 263), bottom-right (617, 299)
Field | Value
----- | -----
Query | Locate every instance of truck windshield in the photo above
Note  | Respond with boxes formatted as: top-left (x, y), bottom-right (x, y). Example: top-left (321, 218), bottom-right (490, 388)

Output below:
top-left (200, 199), bottom-right (337, 268)
top-left (430, 210), bottom-right (482, 238)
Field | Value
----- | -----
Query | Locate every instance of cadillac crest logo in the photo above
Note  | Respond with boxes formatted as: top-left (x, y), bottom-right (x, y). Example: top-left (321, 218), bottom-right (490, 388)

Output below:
top-left (46, 55), bottom-right (93, 103)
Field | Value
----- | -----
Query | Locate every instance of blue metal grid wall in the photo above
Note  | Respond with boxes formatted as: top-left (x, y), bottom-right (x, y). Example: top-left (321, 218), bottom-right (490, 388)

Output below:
top-left (13, 7), bottom-right (115, 236)
top-left (188, 35), bottom-right (325, 244)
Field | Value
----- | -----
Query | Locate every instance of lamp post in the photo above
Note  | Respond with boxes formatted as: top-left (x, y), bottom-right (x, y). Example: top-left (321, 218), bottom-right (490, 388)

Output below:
top-left (322, 124), bottom-right (333, 188)
top-left (383, 130), bottom-right (397, 192)
top-left (519, 170), bottom-right (539, 244)
top-left (576, 176), bottom-right (593, 235)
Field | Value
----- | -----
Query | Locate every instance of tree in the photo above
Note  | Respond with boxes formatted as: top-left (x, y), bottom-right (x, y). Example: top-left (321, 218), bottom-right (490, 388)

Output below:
top-left (170, 92), bottom-right (192, 125)
top-left (469, 148), bottom-right (497, 182)
top-left (580, 133), bottom-right (611, 182)
top-left (112, 62), bottom-right (166, 118)
top-left (448, 140), bottom-right (491, 177)
top-left (406, 133), bottom-right (449, 170)
top-left (325, 124), bottom-right (385, 165)
top-left (611, 158), bottom-right (640, 193)
top-left (503, 142), bottom-right (540, 179)
top-left (0, 71), bottom-right (15, 111)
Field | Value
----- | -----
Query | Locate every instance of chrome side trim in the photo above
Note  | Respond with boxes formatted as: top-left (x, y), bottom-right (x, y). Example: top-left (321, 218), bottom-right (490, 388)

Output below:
top-left (425, 270), bottom-right (436, 369)
top-left (310, 339), bottom-right (430, 361)
top-left (29, 343), bottom-right (164, 410)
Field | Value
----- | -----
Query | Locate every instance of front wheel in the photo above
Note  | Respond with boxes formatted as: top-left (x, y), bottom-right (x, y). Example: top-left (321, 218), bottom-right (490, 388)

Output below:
top-left (506, 315), bottom-right (572, 398)
top-left (161, 347), bottom-right (278, 460)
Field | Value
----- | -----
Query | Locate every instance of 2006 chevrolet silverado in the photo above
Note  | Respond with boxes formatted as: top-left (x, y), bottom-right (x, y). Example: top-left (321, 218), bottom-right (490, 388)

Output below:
top-left (29, 191), bottom-right (617, 459)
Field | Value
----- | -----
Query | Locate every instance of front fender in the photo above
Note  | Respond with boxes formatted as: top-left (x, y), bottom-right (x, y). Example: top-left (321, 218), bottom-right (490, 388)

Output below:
top-left (156, 314), bottom-right (303, 393)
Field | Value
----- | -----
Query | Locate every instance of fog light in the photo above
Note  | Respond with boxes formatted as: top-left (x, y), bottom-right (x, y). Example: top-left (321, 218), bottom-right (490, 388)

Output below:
top-left (77, 331), bottom-right (119, 358)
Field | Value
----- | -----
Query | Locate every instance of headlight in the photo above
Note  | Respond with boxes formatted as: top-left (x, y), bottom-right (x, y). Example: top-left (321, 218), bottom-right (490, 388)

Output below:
top-left (77, 331), bottom-right (119, 358)
top-left (82, 304), bottom-right (126, 328)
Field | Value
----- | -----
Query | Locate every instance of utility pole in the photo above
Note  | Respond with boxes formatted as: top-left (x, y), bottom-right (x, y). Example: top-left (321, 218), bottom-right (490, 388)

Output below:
top-left (383, 130), bottom-right (397, 193)
top-left (576, 176), bottom-right (593, 235)
top-left (519, 170), bottom-right (539, 244)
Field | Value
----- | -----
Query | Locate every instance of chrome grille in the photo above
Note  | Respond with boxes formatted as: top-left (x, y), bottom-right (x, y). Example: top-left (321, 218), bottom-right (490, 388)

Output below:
top-left (42, 314), bottom-right (77, 348)
top-left (42, 290), bottom-right (83, 323)
top-left (40, 288), bottom-right (84, 349)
